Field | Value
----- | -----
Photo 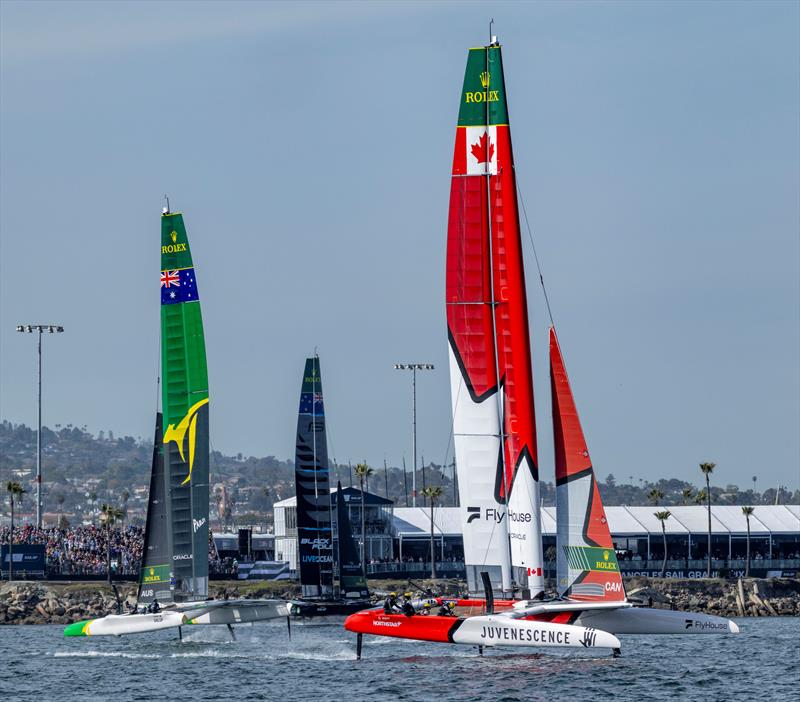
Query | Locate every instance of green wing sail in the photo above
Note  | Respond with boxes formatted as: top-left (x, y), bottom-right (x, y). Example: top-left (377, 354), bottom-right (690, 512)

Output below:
top-left (160, 212), bottom-right (209, 600)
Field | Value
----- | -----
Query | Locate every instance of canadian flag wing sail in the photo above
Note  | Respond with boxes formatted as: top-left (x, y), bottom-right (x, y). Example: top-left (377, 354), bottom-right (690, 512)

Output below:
top-left (447, 43), bottom-right (543, 594)
top-left (550, 327), bottom-right (624, 602)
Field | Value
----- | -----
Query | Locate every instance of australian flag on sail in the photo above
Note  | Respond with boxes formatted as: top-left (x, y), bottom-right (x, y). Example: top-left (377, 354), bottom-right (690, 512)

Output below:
top-left (299, 391), bottom-right (324, 416)
top-left (160, 268), bottom-right (200, 305)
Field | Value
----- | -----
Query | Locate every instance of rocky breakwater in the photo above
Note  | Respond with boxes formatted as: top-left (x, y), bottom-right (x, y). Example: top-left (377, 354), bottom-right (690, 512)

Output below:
top-left (625, 577), bottom-right (800, 617)
top-left (0, 582), bottom-right (137, 625)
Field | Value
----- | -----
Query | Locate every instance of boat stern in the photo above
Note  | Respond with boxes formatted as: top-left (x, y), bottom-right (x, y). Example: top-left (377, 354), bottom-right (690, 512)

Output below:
top-left (63, 619), bottom-right (93, 637)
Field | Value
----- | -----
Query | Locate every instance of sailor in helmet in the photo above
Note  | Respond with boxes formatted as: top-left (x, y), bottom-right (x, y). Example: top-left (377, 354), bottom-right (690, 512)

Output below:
top-left (438, 601), bottom-right (456, 617)
top-left (401, 592), bottom-right (416, 617)
top-left (419, 602), bottom-right (433, 616)
top-left (383, 591), bottom-right (400, 614)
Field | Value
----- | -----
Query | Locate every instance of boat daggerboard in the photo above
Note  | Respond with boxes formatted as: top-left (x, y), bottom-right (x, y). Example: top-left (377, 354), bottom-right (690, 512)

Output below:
top-left (160, 212), bottom-right (210, 600)
top-left (335, 481), bottom-right (369, 599)
top-left (550, 327), bottom-right (624, 602)
top-left (446, 41), bottom-right (543, 595)
top-left (137, 413), bottom-right (172, 605)
top-left (294, 356), bottom-right (334, 598)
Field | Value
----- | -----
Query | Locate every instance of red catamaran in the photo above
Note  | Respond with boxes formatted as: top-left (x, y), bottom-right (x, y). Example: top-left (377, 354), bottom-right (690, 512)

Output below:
top-left (345, 36), bottom-right (738, 656)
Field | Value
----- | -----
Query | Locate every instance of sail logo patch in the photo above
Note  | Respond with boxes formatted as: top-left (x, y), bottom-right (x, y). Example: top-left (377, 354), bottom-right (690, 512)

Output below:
top-left (164, 397), bottom-right (209, 485)
top-left (466, 126), bottom-right (497, 175)
top-left (192, 517), bottom-right (206, 533)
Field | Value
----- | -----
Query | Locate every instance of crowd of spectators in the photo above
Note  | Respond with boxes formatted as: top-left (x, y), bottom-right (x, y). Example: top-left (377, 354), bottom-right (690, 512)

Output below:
top-left (1, 524), bottom-right (229, 577)
top-left (1, 524), bottom-right (144, 576)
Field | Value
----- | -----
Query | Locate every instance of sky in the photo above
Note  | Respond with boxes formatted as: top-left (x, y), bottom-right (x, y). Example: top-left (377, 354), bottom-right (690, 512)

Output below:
top-left (1, 0), bottom-right (798, 490)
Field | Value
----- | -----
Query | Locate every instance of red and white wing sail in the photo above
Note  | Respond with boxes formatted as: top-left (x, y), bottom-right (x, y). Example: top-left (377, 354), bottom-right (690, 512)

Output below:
top-left (447, 43), bottom-right (543, 595)
top-left (550, 327), bottom-right (625, 602)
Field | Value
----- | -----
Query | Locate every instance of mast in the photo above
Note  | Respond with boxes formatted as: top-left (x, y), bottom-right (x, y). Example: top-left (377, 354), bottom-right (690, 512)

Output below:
top-left (160, 211), bottom-right (210, 601)
top-left (446, 40), bottom-right (543, 596)
top-left (550, 327), bottom-right (624, 601)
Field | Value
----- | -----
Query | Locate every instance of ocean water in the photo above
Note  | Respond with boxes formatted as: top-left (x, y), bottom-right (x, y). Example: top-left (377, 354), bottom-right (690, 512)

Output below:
top-left (0, 617), bottom-right (797, 702)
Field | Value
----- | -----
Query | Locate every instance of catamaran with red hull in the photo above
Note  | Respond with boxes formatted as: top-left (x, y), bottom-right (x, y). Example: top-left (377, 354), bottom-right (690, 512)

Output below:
top-left (345, 36), bottom-right (738, 655)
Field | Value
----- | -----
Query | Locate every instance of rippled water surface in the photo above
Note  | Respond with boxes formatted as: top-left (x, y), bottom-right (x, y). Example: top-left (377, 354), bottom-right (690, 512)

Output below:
top-left (0, 617), bottom-right (797, 701)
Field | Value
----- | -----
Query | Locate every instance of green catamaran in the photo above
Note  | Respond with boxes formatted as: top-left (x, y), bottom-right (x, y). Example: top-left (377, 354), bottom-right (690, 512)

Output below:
top-left (64, 209), bottom-right (288, 637)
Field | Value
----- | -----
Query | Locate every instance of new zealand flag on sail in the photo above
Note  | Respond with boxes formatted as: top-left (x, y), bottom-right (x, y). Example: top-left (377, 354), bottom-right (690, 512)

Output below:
top-left (160, 268), bottom-right (200, 305)
top-left (298, 391), bottom-right (324, 416)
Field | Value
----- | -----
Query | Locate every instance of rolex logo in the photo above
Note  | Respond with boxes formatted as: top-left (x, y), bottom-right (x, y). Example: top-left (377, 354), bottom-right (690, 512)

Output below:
top-left (171, 231), bottom-right (178, 243)
top-left (479, 71), bottom-right (490, 88)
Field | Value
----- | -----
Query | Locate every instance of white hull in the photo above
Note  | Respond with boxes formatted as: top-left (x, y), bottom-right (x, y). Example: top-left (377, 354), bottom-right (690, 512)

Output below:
top-left (452, 615), bottom-right (621, 650)
top-left (65, 599), bottom-right (289, 636)
top-left (573, 606), bottom-right (740, 635)
top-left (77, 611), bottom-right (187, 636)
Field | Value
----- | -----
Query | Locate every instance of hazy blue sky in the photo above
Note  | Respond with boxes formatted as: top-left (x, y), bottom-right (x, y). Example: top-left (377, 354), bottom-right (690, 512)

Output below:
top-left (1, 1), bottom-right (798, 490)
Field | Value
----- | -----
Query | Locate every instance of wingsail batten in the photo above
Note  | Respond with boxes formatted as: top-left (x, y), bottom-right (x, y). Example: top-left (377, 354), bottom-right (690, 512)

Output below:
top-left (160, 212), bottom-right (209, 601)
top-left (550, 327), bottom-right (624, 602)
top-left (447, 42), bottom-right (543, 595)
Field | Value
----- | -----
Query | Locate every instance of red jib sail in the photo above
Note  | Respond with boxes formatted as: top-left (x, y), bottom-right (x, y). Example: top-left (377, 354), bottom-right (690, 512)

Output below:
top-left (446, 41), bottom-right (543, 594)
top-left (550, 327), bottom-right (625, 602)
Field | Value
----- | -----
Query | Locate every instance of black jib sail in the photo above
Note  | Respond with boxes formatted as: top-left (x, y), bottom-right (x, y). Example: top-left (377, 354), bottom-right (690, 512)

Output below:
top-left (137, 414), bottom-right (172, 605)
top-left (294, 356), bottom-right (334, 598)
top-left (335, 482), bottom-right (369, 599)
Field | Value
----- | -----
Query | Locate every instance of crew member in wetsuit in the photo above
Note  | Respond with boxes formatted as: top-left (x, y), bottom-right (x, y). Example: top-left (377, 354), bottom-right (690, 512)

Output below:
top-left (419, 603), bottom-right (432, 615)
top-left (383, 592), bottom-right (399, 614)
top-left (438, 601), bottom-right (456, 617)
top-left (401, 592), bottom-right (416, 617)
top-left (148, 600), bottom-right (161, 614)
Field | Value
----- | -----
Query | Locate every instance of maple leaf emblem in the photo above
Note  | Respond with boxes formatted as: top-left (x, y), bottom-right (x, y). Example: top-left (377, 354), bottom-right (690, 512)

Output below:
top-left (470, 131), bottom-right (495, 164)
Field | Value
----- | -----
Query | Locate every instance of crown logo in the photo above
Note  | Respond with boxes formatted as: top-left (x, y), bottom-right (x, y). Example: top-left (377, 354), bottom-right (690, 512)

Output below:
top-left (149, 567), bottom-right (154, 576)
top-left (603, 550), bottom-right (609, 561)
top-left (479, 71), bottom-right (490, 88)
top-left (171, 231), bottom-right (178, 243)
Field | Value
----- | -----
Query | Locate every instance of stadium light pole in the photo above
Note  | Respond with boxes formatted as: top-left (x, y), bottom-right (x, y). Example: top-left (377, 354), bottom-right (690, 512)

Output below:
top-left (392, 363), bottom-right (434, 508)
top-left (16, 324), bottom-right (64, 528)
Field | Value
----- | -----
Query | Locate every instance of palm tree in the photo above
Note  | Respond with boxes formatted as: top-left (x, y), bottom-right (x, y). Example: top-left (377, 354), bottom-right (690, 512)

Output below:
top-left (5, 481), bottom-right (26, 582)
top-left (681, 487), bottom-right (694, 505)
top-left (100, 503), bottom-right (124, 584)
top-left (741, 506), bottom-right (755, 577)
top-left (647, 488), bottom-right (665, 505)
top-left (421, 486), bottom-right (444, 578)
top-left (654, 510), bottom-right (671, 577)
top-left (353, 462), bottom-right (375, 575)
top-left (699, 462), bottom-right (716, 577)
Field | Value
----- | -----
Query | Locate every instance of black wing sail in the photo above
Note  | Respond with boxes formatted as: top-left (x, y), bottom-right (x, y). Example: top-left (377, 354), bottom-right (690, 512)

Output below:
top-left (335, 481), bottom-right (369, 599)
top-left (294, 356), bottom-right (334, 597)
top-left (138, 414), bottom-right (173, 605)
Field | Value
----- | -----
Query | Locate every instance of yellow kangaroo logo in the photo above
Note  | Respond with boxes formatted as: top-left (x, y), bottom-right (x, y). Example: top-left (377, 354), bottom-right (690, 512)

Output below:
top-left (163, 398), bottom-right (209, 485)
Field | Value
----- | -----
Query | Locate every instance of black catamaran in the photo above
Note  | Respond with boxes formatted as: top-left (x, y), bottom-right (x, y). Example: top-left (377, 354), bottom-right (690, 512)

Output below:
top-left (289, 356), bottom-right (371, 618)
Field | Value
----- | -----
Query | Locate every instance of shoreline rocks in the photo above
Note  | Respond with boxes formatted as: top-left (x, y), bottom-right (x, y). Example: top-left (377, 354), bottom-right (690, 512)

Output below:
top-left (0, 577), bottom-right (797, 625)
